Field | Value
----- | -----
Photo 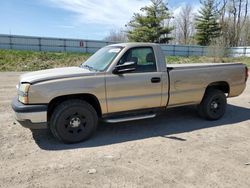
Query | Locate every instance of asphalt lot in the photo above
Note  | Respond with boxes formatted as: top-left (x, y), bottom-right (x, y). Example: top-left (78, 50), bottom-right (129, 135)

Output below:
top-left (0, 72), bottom-right (249, 188)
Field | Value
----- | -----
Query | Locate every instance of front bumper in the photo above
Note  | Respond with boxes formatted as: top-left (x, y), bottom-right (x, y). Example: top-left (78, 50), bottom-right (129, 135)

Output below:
top-left (11, 97), bottom-right (48, 129)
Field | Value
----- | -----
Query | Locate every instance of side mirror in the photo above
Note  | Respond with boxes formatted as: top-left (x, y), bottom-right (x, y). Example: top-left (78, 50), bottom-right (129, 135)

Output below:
top-left (113, 61), bottom-right (136, 74)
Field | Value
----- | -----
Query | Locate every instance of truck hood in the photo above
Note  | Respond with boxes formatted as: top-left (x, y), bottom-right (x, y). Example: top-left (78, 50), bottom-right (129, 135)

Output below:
top-left (20, 67), bottom-right (95, 84)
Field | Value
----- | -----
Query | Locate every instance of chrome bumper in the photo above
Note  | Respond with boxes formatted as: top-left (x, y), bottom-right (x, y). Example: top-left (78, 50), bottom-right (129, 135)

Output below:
top-left (12, 97), bottom-right (48, 129)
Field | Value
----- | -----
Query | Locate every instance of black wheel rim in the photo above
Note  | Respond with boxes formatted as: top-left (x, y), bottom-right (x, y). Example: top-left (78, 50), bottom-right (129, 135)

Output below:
top-left (209, 96), bottom-right (224, 116)
top-left (65, 112), bottom-right (87, 135)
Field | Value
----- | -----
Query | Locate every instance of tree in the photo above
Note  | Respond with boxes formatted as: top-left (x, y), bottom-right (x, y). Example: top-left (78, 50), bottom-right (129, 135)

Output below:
top-left (126, 0), bottom-right (173, 43)
top-left (227, 0), bottom-right (248, 46)
top-left (175, 4), bottom-right (195, 44)
top-left (195, 0), bottom-right (221, 46)
top-left (210, 0), bottom-right (249, 46)
top-left (104, 29), bottom-right (127, 42)
top-left (241, 16), bottom-right (250, 46)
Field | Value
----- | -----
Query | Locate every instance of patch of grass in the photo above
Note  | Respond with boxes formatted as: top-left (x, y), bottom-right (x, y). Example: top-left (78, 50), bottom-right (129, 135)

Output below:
top-left (0, 49), bottom-right (249, 71)
top-left (0, 49), bottom-right (91, 71)
top-left (167, 56), bottom-right (250, 67)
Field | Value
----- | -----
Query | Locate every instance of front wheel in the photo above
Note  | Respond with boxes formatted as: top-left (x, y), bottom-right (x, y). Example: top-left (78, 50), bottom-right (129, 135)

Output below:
top-left (50, 99), bottom-right (98, 144)
top-left (198, 89), bottom-right (227, 120)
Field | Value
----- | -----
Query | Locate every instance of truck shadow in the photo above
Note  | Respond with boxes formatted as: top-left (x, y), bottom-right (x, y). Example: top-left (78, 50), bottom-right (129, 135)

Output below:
top-left (32, 104), bottom-right (250, 150)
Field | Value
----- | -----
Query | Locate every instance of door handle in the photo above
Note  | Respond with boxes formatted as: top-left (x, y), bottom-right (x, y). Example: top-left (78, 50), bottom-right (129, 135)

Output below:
top-left (151, 77), bottom-right (161, 83)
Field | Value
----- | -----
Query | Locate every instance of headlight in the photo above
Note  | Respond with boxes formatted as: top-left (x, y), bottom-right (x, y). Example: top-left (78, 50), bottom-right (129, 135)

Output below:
top-left (18, 83), bottom-right (30, 104)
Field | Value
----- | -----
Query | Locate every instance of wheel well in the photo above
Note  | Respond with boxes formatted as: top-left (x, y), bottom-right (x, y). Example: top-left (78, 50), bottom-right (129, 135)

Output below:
top-left (206, 81), bottom-right (230, 94)
top-left (47, 94), bottom-right (102, 121)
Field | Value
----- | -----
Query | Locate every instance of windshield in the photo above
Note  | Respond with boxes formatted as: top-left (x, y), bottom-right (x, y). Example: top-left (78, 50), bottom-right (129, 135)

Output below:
top-left (81, 46), bottom-right (122, 71)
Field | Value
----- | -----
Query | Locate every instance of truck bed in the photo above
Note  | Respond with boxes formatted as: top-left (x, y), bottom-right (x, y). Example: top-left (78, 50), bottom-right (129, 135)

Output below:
top-left (166, 62), bottom-right (246, 107)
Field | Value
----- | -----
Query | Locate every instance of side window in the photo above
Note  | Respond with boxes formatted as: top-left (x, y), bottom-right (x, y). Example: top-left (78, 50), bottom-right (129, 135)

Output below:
top-left (118, 47), bottom-right (157, 73)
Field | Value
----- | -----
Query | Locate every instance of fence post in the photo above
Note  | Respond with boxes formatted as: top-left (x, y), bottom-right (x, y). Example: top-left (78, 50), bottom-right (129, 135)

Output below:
top-left (9, 35), bottom-right (12, 50)
top-left (85, 41), bottom-right (88, 53)
top-left (173, 45), bottom-right (175, 56)
top-left (63, 39), bottom-right (66, 52)
top-left (187, 45), bottom-right (190, 57)
top-left (38, 38), bottom-right (41, 51)
top-left (244, 47), bottom-right (247, 56)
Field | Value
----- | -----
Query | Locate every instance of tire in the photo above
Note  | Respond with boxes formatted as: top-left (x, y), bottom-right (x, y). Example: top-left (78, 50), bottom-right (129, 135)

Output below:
top-left (198, 89), bottom-right (227, 120)
top-left (49, 99), bottom-right (98, 144)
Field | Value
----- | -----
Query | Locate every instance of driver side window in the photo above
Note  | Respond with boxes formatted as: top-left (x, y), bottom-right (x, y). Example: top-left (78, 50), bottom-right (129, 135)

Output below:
top-left (118, 47), bottom-right (157, 73)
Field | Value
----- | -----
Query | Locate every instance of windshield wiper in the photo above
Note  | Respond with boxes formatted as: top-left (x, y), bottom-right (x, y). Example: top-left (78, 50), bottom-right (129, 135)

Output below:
top-left (82, 64), bottom-right (99, 72)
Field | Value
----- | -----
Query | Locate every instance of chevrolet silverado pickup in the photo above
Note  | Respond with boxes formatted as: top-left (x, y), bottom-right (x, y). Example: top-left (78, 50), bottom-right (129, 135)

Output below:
top-left (12, 43), bottom-right (248, 143)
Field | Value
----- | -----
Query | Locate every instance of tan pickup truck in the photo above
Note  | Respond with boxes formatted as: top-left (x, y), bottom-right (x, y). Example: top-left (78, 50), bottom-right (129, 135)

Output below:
top-left (12, 43), bottom-right (248, 143)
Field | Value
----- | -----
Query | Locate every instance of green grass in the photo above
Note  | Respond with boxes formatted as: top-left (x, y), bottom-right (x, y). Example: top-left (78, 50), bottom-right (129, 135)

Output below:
top-left (0, 49), bottom-right (91, 71)
top-left (167, 56), bottom-right (250, 67)
top-left (0, 49), bottom-right (249, 71)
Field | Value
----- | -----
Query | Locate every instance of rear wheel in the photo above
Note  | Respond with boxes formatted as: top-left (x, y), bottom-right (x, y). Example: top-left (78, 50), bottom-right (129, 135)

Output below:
top-left (198, 89), bottom-right (227, 120)
top-left (50, 99), bottom-right (98, 144)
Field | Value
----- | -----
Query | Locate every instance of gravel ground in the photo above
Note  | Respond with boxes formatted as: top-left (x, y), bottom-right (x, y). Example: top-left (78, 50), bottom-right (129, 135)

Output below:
top-left (0, 72), bottom-right (249, 188)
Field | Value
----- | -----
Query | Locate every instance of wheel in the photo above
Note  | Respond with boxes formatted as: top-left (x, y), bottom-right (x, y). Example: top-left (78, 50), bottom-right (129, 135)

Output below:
top-left (50, 99), bottom-right (98, 144)
top-left (197, 89), bottom-right (227, 120)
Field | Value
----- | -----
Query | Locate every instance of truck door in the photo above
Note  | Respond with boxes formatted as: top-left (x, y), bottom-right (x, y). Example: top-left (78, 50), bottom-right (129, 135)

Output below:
top-left (105, 47), bottom-right (163, 113)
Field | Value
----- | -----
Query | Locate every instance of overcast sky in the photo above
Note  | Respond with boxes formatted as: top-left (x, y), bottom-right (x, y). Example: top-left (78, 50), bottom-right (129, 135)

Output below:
top-left (0, 0), bottom-right (200, 40)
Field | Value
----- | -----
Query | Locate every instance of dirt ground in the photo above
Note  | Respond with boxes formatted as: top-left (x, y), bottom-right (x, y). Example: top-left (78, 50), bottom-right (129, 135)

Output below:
top-left (0, 72), bottom-right (249, 188)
